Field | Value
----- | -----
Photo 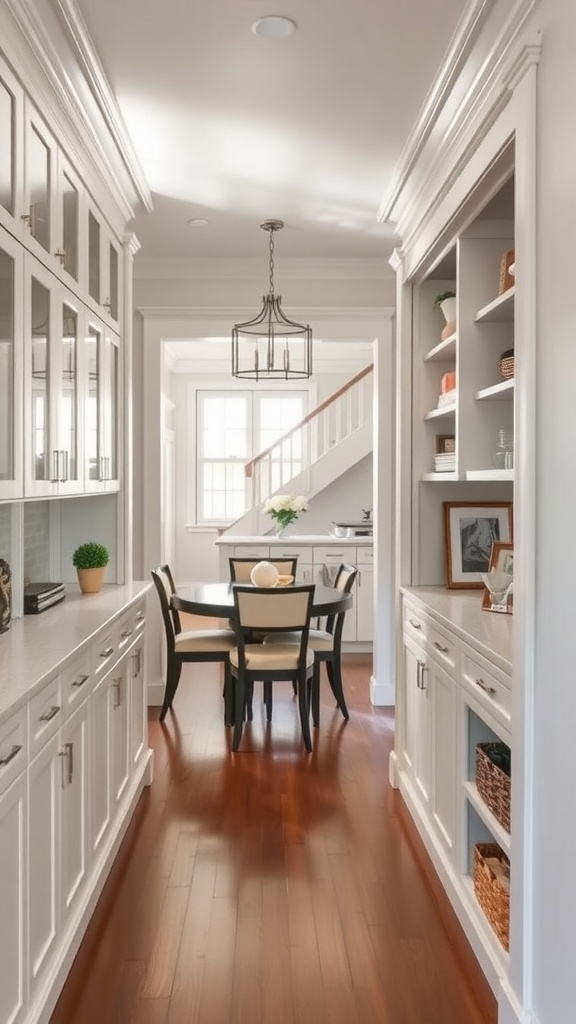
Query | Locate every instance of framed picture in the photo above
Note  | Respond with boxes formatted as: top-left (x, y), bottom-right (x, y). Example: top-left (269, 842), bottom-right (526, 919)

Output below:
top-left (482, 542), bottom-right (514, 612)
top-left (436, 434), bottom-right (455, 454)
top-left (443, 502), bottom-right (513, 589)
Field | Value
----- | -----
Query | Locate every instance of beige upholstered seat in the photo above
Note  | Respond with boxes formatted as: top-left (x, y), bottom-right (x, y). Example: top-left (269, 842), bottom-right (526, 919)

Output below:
top-left (264, 562), bottom-right (358, 725)
top-left (151, 564), bottom-right (236, 723)
top-left (229, 584), bottom-right (315, 752)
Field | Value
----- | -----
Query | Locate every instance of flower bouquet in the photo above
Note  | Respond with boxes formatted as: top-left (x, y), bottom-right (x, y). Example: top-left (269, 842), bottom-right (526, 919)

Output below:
top-left (263, 493), bottom-right (308, 537)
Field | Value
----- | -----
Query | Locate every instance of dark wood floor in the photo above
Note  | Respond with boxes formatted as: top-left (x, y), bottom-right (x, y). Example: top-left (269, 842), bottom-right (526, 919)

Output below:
top-left (50, 654), bottom-right (497, 1024)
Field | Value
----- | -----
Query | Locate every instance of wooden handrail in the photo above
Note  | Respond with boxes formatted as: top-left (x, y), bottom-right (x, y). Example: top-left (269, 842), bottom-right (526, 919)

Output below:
top-left (244, 363), bottom-right (373, 478)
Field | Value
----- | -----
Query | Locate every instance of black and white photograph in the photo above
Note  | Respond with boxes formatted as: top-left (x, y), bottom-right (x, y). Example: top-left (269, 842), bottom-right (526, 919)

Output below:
top-left (443, 502), bottom-right (513, 588)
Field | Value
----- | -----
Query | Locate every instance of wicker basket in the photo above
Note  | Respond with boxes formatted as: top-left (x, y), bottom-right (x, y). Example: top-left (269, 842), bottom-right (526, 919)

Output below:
top-left (500, 348), bottom-right (514, 380)
top-left (473, 843), bottom-right (510, 950)
top-left (476, 741), bottom-right (511, 832)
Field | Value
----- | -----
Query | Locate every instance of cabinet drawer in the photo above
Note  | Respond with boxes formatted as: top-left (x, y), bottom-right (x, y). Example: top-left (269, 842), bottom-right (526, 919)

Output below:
top-left (232, 545), bottom-right (269, 559)
top-left (356, 547), bottom-right (373, 566)
top-left (93, 625), bottom-right (121, 679)
top-left (428, 623), bottom-right (458, 676)
top-left (29, 674), bottom-right (62, 757)
top-left (0, 707), bottom-right (27, 794)
top-left (403, 602), bottom-right (428, 643)
top-left (271, 545), bottom-right (312, 563)
top-left (62, 650), bottom-right (93, 717)
top-left (461, 651), bottom-right (511, 727)
top-left (313, 546), bottom-right (356, 565)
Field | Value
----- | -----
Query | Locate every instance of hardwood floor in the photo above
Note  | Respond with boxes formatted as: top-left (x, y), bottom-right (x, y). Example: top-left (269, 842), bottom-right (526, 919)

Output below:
top-left (50, 655), bottom-right (497, 1024)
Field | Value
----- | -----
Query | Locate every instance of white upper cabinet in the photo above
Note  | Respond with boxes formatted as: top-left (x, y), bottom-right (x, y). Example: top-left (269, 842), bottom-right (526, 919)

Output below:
top-left (86, 198), bottom-right (122, 331)
top-left (0, 58), bottom-right (24, 238)
top-left (0, 227), bottom-right (24, 500)
top-left (84, 314), bottom-right (120, 493)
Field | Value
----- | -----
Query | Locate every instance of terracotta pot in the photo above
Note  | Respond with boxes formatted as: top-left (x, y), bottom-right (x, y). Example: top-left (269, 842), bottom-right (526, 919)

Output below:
top-left (77, 567), bottom-right (106, 594)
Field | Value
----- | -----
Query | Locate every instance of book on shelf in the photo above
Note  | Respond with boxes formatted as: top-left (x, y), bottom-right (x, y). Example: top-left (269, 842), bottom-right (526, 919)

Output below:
top-left (437, 388), bottom-right (456, 408)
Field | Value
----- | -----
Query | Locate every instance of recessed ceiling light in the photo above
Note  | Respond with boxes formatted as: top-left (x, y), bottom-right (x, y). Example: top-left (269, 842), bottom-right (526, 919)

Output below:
top-left (252, 16), bottom-right (297, 39)
top-left (187, 218), bottom-right (209, 228)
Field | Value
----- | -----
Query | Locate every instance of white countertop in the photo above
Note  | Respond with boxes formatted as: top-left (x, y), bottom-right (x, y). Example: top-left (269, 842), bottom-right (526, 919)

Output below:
top-left (0, 582), bottom-right (151, 723)
top-left (216, 534), bottom-right (372, 546)
top-left (401, 585), bottom-right (512, 673)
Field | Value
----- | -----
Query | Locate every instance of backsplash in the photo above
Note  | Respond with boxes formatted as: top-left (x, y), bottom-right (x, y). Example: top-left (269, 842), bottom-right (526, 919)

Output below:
top-left (24, 502), bottom-right (50, 581)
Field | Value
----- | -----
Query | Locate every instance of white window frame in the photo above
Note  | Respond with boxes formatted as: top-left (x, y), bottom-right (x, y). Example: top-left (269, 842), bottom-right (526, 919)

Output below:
top-left (187, 380), bottom-right (316, 528)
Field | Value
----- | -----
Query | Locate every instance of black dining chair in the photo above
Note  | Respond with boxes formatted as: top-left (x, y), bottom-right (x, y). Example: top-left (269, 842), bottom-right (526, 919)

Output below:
top-left (151, 564), bottom-right (237, 723)
top-left (229, 584), bottom-right (316, 752)
top-left (228, 556), bottom-right (298, 582)
top-left (264, 562), bottom-right (358, 725)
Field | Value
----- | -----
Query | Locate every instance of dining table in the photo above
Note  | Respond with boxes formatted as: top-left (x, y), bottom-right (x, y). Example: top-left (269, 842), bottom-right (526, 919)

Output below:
top-left (171, 581), bottom-right (353, 620)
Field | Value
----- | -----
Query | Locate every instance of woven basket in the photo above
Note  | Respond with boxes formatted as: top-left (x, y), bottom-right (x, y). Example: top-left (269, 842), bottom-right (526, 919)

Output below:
top-left (476, 742), bottom-right (511, 832)
top-left (500, 348), bottom-right (514, 380)
top-left (473, 843), bottom-right (510, 950)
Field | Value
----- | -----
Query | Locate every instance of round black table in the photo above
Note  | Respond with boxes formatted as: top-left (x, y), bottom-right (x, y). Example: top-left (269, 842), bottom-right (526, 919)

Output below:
top-left (172, 581), bottom-right (352, 618)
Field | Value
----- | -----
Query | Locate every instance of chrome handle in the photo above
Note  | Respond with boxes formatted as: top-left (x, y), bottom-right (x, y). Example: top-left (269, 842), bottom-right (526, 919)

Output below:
top-left (132, 648), bottom-right (141, 678)
top-left (409, 618), bottom-right (422, 630)
top-left (136, 611), bottom-right (145, 621)
top-left (51, 450), bottom-right (60, 483)
top-left (0, 744), bottom-right (22, 767)
top-left (475, 677), bottom-right (496, 696)
top-left (434, 641), bottom-right (449, 653)
top-left (39, 704), bottom-right (61, 722)
top-left (60, 449), bottom-right (68, 482)
top-left (72, 673), bottom-right (89, 688)
top-left (54, 248), bottom-right (66, 264)
top-left (59, 741), bottom-right (73, 786)
top-left (100, 647), bottom-right (114, 658)
top-left (113, 677), bottom-right (122, 709)
top-left (99, 455), bottom-right (105, 481)
top-left (121, 629), bottom-right (133, 638)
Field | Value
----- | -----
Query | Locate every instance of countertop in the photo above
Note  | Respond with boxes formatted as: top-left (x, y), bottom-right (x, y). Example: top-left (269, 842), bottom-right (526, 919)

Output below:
top-left (216, 534), bottom-right (373, 546)
top-left (0, 582), bottom-right (151, 723)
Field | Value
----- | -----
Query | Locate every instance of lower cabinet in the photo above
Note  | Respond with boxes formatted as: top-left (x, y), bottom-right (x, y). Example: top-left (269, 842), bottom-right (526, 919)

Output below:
top-left (395, 590), bottom-right (512, 995)
top-left (0, 585), bottom-right (152, 1024)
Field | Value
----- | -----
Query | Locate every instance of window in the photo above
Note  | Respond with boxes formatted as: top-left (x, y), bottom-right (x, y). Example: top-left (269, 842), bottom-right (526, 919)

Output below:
top-left (196, 389), bottom-right (307, 524)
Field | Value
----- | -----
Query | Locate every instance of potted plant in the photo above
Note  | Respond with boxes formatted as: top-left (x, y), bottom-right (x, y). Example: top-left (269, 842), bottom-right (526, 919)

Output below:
top-left (72, 542), bottom-right (110, 594)
top-left (433, 290), bottom-right (457, 326)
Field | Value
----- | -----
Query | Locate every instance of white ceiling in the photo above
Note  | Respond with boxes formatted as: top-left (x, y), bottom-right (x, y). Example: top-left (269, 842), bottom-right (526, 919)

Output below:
top-left (73, 0), bottom-right (470, 264)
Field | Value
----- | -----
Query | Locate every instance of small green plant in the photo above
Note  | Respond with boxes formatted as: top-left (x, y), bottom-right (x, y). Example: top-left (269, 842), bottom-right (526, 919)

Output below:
top-left (433, 290), bottom-right (456, 309)
top-left (72, 542), bottom-right (110, 570)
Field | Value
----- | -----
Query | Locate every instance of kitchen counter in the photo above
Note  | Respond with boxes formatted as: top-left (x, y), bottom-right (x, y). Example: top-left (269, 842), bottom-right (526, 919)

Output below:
top-left (216, 534), bottom-right (372, 546)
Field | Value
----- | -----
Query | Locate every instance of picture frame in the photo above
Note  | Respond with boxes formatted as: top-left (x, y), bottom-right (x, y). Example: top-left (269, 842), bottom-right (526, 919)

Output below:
top-left (442, 501), bottom-right (513, 589)
top-left (482, 542), bottom-right (514, 612)
top-left (436, 433), bottom-right (455, 454)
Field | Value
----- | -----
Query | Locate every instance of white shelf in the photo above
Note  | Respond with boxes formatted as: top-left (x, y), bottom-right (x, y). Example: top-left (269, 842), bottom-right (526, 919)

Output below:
top-left (424, 333), bottom-right (457, 361)
top-left (463, 781), bottom-right (511, 855)
top-left (422, 471), bottom-right (458, 481)
top-left (466, 469), bottom-right (514, 482)
top-left (424, 404), bottom-right (456, 421)
top-left (475, 379), bottom-right (514, 400)
top-left (475, 287), bottom-right (515, 322)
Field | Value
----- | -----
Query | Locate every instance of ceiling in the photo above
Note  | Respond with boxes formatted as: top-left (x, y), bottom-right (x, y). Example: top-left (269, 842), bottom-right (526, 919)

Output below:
top-left (73, 0), bottom-right (470, 264)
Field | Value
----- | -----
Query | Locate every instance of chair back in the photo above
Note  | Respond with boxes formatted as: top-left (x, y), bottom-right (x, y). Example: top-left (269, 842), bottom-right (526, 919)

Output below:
top-left (151, 564), bottom-right (181, 649)
top-left (229, 556), bottom-right (298, 582)
top-left (325, 562), bottom-right (358, 638)
top-left (232, 583), bottom-right (315, 667)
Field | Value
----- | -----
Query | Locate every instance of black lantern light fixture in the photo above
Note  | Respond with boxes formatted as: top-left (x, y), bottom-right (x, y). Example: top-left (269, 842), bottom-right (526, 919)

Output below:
top-left (232, 220), bottom-right (313, 380)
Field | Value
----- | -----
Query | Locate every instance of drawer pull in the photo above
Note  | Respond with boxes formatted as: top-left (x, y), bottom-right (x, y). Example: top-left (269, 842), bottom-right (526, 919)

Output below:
top-left (59, 742), bottom-right (73, 785)
top-left (39, 705), bottom-right (61, 722)
top-left (416, 659), bottom-right (428, 690)
top-left (121, 629), bottom-right (133, 638)
top-left (475, 677), bottom-right (497, 696)
top-left (434, 641), bottom-right (449, 654)
top-left (409, 618), bottom-right (422, 630)
top-left (136, 611), bottom-right (145, 621)
top-left (72, 674), bottom-right (90, 688)
top-left (100, 647), bottom-right (114, 658)
top-left (0, 744), bottom-right (22, 767)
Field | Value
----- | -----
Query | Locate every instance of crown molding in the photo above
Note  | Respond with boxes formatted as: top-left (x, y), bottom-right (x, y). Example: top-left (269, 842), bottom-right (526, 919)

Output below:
top-left (138, 305), bottom-right (394, 321)
top-left (378, 0), bottom-right (496, 225)
top-left (380, 0), bottom-right (539, 237)
top-left (2, 0), bottom-right (136, 223)
top-left (134, 256), bottom-right (393, 283)
top-left (53, 0), bottom-right (153, 213)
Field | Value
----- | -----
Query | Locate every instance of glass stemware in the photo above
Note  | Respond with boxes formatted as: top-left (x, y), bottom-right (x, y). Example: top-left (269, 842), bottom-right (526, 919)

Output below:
top-left (482, 571), bottom-right (513, 612)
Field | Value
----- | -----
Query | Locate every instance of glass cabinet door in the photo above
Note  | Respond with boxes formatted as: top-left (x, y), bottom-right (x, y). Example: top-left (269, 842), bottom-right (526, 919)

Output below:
top-left (0, 230), bottom-right (23, 499)
top-left (0, 58), bottom-right (23, 237)
top-left (85, 321), bottom-right (100, 485)
top-left (84, 318), bottom-right (119, 492)
top-left (58, 163), bottom-right (80, 283)
top-left (24, 110), bottom-right (57, 258)
top-left (88, 210), bottom-right (100, 305)
top-left (28, 272), bottom-right (51, 487)
top-left (56, 296), bottom-right (83, 493)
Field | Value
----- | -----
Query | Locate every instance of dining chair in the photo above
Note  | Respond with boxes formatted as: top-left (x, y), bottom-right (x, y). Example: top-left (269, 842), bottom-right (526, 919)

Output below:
top-left (151, 564), bottom-right (237, 723)
top-left (229, 584), bottom-right (316, 752)
top-left (228, 556), bottom-right (298, 582)
top-left (264, 562), bottom-right (358, 726)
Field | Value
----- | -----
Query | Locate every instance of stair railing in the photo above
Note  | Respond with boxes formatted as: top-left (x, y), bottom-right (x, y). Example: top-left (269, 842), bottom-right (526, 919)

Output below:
top-left (244, 363), bottom-right (373, 509)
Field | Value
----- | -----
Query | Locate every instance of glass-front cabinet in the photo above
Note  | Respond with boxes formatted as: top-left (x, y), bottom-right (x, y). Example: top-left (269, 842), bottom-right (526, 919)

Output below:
top-left (0, 228), bottom-right (24, 500)
top-left (86, 198), bottom-right (122, 330)
top-left (85, 314), bottom-right (120, 492)
top-left (23, 102), bottom-right (58, 264)
top-left (0, 59), bottom-right (23, 238)
top-left (23, 255), bottom-right (83, 497)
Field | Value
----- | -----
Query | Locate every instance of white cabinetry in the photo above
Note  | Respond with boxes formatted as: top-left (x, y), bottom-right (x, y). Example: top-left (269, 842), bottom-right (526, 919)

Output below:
top-left (394, 589), bottom-right (512, 991)
top-left (0, 585), bottom-right (151, 1024)
top-left (0, 227), bottom-right (24, 500)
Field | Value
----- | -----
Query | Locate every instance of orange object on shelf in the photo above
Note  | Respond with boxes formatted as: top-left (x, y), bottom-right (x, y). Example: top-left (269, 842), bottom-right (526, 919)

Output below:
top-left (441, 371), bottom-right (456, 393)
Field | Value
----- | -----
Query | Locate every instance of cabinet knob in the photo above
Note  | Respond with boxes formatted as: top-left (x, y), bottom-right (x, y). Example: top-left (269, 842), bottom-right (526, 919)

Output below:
top-left (409, 618), bottom-right (422, 630)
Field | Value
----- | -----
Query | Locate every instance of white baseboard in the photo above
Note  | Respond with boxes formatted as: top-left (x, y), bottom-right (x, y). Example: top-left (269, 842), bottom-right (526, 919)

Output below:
top-left (147, 677), bottom-right (164, 706)
top-left (370, 672), bottom-right (395, 706)
top-left (498, 978), bottom-right (535, 1024)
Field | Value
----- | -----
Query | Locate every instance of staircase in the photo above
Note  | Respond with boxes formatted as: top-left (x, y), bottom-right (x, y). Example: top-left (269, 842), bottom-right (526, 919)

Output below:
top-left (224, 364), bottom-right (373, 536)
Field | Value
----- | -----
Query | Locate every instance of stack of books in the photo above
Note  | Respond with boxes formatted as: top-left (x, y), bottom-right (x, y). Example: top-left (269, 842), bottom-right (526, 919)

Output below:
top-left (433, 452), bottom-right (456, 473)
top-left (24, 582), bottom-right (66, 614)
